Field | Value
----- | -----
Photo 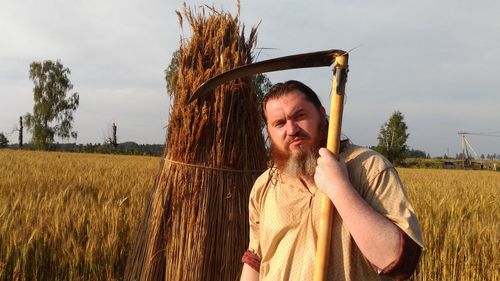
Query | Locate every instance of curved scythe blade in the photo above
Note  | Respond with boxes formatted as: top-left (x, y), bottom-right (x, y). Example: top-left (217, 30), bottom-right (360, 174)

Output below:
top-left (187, 49), bottom-right (346, 104)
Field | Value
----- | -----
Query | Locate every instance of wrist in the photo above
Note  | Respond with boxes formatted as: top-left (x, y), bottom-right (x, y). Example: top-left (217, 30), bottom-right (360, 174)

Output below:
top-left (326, 180), bottom-right (355, 205)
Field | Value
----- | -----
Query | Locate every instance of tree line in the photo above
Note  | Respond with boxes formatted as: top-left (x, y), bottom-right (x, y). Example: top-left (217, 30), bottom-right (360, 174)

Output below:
top-left (2, 141), bottom-right (164, 156)
top-left (1, 56), bottom-right (436, 164)
top-left (2, 57), bottom-right (418, 163)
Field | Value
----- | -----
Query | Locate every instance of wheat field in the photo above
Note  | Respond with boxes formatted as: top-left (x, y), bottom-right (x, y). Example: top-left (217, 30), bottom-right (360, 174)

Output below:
top-left (0, 150), bottom-right (498, 280)
top-left (0, 150), bottom-right (158, 280)
top-left (400, 168), bottom-right (499, 281)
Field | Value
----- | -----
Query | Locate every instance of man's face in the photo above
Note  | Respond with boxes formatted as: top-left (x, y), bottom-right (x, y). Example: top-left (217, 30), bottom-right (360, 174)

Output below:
top-left (264, 90), bottom-right (325, 167)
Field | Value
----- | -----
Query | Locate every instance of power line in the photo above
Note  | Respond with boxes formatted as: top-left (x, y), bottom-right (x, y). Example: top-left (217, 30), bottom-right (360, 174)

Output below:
top-left (458, 131), bottom-right (500, 137)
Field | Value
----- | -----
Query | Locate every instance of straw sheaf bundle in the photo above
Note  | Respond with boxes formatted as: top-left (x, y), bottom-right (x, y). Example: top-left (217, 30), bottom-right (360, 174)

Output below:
top-left (124, 6), bottom-right (267, 281)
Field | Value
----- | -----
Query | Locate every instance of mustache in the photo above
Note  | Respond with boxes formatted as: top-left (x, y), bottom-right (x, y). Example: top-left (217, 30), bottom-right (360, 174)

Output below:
top-left (285, 131), bottom-right (311, 145)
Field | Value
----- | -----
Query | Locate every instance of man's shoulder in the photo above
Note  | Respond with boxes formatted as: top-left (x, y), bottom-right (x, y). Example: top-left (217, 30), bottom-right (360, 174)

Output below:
top-left (254, 167), bottom-right (274, 186)
top-left (250, 167), bottom-right (275, 200)
top-left (342, 143), bottom-right (394, 174)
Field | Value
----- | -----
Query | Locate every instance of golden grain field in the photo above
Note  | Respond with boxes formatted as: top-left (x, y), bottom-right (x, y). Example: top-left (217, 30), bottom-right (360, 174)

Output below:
top-left (0, 150), bottom-right (158, 281)
top-left (400, 168), bottom-right (499, 281)
top-left (0, 150), bottom-right (498, 280)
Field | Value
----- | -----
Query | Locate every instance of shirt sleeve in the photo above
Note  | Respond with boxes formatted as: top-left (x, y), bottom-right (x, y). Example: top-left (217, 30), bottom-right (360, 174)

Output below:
top-left (364, 166), bottom-right (423, 249)
top-left (241, 250), bottom-right (261, 272)
top-left (241, 172), bottom-right (267, 271)
top-left (349, 150), bottom-right (424, 279)
top-left (247, 183), bottom-right (262, 259)
top-left (378, 230), bottom-right (423, 280)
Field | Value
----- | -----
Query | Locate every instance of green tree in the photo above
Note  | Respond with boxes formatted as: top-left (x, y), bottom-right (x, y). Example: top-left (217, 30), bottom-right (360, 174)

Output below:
top-left (252, 73), bottom-right (272, 104)
top-left (24, 60), bottom-right (79, 150)
top-left (406, 148), bottom-right (427, 158)
top-left (165, 50), bottom-right (180, 96)
top-left (375, 111), bottom-right (409, 165)
top-left (0, 133), bottom-right (8, 148)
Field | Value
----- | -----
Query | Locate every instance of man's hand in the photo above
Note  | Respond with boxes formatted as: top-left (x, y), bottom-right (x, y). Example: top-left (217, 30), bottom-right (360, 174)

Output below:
top-left (314, 147), bottom-right (352, 198)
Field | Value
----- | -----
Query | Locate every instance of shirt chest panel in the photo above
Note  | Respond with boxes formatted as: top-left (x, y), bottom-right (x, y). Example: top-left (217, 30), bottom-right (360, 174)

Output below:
top-left (259, 181), bottom-right (322, 250)
top-left (258, 180), bottom-right (323, 280)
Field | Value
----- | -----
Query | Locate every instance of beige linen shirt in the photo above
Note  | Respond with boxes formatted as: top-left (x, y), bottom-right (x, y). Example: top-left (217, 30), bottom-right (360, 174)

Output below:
top-left (248, 144), bottom-right (423, 281)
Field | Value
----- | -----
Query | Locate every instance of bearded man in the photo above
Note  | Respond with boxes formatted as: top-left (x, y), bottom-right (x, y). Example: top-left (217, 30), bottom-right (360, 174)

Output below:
top-left (240, 80), bottom-right (423, 281)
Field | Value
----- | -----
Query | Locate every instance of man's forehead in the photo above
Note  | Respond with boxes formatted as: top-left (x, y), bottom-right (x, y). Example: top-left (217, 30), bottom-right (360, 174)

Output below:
top-left (265, 91), bottom-right (317, 117)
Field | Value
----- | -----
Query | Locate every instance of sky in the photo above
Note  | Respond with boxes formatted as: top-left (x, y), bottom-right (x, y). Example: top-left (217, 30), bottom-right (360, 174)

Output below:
top-left (1, 0), bottom-right (499, 157)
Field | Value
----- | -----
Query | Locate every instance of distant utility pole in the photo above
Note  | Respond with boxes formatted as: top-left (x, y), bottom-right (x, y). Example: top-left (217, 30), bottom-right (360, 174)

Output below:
top-left (105, 122), bottom-right (118, 148)
top-left (19, 116), bottom-right (23, 148)
top-left (112, 122), bottom-right (117, 148)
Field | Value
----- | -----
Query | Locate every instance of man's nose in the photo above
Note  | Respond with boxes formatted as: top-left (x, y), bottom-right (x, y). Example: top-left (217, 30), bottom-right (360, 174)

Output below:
top-left (286, 120), bottom-right (300, 136)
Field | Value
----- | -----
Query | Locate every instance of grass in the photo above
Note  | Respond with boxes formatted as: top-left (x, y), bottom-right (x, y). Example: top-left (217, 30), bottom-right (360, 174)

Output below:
top-left (0, 150), bottom-right (498, 280)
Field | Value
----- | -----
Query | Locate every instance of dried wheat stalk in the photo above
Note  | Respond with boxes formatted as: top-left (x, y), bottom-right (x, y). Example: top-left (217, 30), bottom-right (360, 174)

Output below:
top-left (124, 5), bottom-right (267, 281)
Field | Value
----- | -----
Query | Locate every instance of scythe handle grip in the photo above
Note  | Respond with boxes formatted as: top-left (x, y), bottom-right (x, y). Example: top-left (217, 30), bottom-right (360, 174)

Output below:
top-left (313, 54), bottom-right (349, 281)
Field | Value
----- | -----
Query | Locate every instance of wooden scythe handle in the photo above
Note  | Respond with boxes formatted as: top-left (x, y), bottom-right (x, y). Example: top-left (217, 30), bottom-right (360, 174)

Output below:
top-left (313, 54), bottom-right (349, 281)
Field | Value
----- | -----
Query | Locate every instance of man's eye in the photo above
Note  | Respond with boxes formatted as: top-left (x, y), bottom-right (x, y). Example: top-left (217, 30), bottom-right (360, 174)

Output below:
top-left (293, 113), bottom-right (305, 120)
top-left (274, 121), bottom-right (285, 127)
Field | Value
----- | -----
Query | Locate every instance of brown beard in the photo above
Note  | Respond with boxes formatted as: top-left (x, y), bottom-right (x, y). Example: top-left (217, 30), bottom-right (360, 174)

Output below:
top-left (270, 119), bottom-right (327, 179)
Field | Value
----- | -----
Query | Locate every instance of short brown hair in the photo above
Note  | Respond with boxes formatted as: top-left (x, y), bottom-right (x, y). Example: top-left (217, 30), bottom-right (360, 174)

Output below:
top-left (261, 80), bottom-right (323, 123)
